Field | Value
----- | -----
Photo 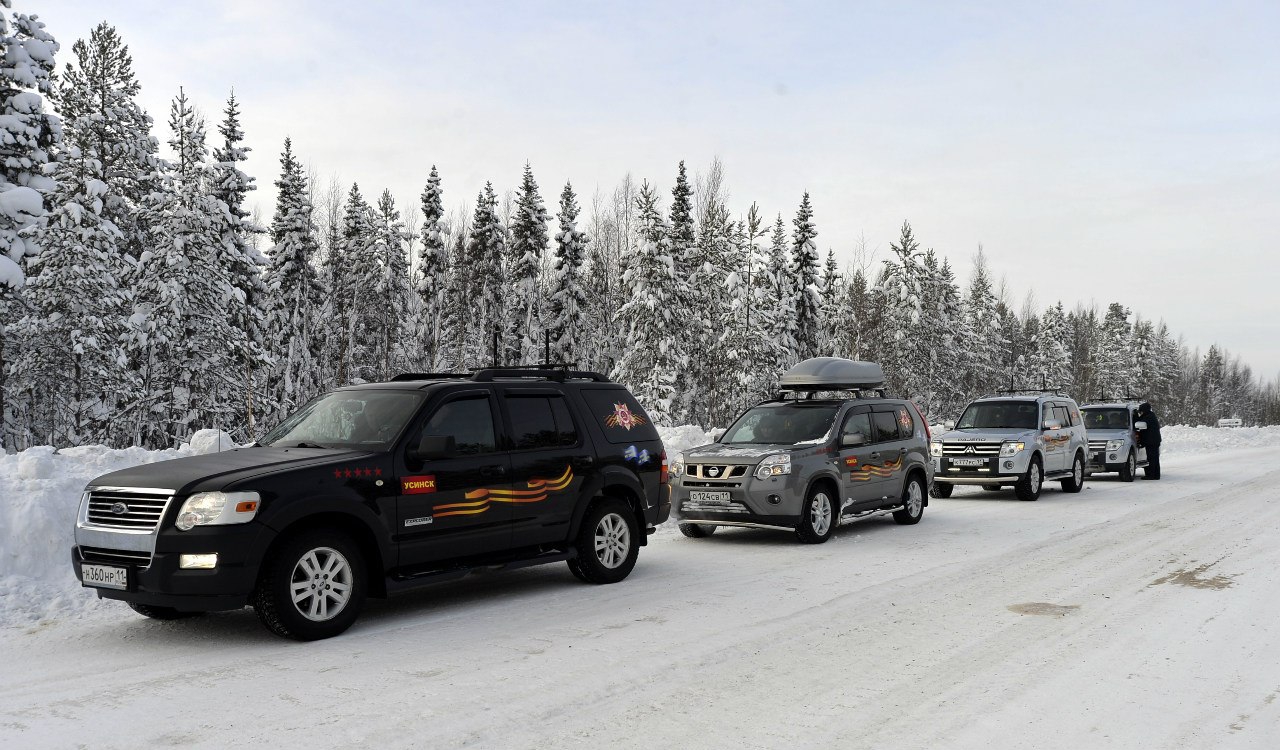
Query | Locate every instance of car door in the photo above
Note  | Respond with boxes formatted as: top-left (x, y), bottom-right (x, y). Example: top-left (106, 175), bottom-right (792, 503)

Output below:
top-left (869, 405), bottom-right (911, 500)
top-left (395, 389), bottom-right (513, 567)
top-left (1130, 407), bottom-right (1148, 464)
top-left (1040, 402), bottom-right (1067, 472)
top-left (500, 387), bottom-right (588, 547)
top-left (836, 406), bottom-right (882, 512)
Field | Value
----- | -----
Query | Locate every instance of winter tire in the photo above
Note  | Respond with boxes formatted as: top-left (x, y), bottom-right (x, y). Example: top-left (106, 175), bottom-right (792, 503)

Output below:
top-left (1119, 451), bottom-right (1136, 482)
top-left (678, 522), bottom-right (717, 538)
top-left (253, 529), bottom-right (366, 641)
top-left (127, 602), bottom-right (204, 620)
top-left (1015, 457), bottom-right (1043, 502)
top-left (795, 485), bottom-right (837, 544)
top-left (930, 482), bottom-right (953, 499)
top-left (568, 498), bottom-right (638, 584)
top-left (1061, 453), bottom-right (1085, 493)
top-left (893, 475), bottom-right (926, 525)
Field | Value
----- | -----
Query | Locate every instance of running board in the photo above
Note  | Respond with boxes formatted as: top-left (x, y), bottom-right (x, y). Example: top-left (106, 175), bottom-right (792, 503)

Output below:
top-left (386, 550), bottom-right (575, 594)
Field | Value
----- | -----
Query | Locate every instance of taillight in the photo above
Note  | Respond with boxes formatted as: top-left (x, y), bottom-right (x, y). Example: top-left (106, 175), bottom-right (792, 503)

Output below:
top-left (660, 451), bottom-right (669, 484)
top-left (913, 402), bottom-right (931, 441)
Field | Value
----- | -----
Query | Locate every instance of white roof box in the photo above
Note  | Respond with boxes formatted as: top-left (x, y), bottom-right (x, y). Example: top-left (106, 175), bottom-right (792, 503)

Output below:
top-left (779, 357), bottom-right (885, 390)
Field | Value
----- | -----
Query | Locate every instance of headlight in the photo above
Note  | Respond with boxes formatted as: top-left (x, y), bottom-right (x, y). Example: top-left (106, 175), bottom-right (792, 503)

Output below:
top-left (670, 454), bottom-right (685, 478)
top-left (175, 491), bottom-right (261, 531)
top-left (755, 453), bottom-right (792, 480)
top-left (1000, 441), bottom-right (1026, 457)
top-left (930, 441), bottom-right (943, 457)
top-left (1106, 440), bottom-right (1124, 451)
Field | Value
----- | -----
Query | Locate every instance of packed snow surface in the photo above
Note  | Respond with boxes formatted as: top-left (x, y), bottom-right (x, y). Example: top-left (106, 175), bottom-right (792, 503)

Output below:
top-left (3, 426), bottom-right (1280, 748)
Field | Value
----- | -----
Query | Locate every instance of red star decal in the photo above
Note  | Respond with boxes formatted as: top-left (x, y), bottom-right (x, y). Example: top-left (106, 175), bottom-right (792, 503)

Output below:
top-left (344, 468), bottom-right (353, 478)
top-left (374, 467), bottom-right (382, 476)
top-left (333, 469), bottom-right (342, 479)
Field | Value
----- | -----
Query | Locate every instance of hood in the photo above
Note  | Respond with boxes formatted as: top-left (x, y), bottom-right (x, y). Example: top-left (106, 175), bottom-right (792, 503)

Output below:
top-left (682, 442), bottom-right (803, 462)
top-left (87, 446), bottom-right (377, 495)
top-left (938, 428), bottom-right (1039, 442)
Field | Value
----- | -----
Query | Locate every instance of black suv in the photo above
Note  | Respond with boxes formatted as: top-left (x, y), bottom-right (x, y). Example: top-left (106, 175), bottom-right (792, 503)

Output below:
top-left (72, 368), bottom-right (669, 640)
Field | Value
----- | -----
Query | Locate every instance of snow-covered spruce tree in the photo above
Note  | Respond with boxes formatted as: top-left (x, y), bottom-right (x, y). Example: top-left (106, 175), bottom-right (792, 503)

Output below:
top-left (1095, 302), bottom-right (1134, 399)
top-left (873, 221), bottom-right (930, 400)
top-left (466, 182), bottom-right (505, 366)
top-left (689, 199), bottom-right (740, 425)
top-left (1036, 301), bottom-right (1072, 395)
top-left (211, 91), bottom-right (271, 436)
top-left (0, 0), bottom-right (60, 448)
top-left (582, 175), bottom-right (636, 377)
top-left (372, 189), bottom-right (410, 379)
top-left (917, 250), bottom-right (963, 415)
top-left (666, 161), bottom-right (697, 417)
top-left (547, 180), bottom-right (588, 364)
top-left (612, 181), bottom-right (678, 421)
top-left (507, 164), bottom-right (548, 363)
top-left (415, 166), bottom-right (447, 368)
top-left (762, 213), bottom-right (797, 370)
top-left (265, 137), bottom-right (324, 417)
top-left (126, 89), bottom-right (245, 447)
top-left (960, 247), bottom-right (1003, 399)
top-left (732, 202), bottom-right (778, 400)
top-left (790, 193), bottom-right (822, 360)
top-left (818, 249), bottom-right (841, 354)
top-left (1197, 345), bottom-right (1225, 424)
top-left (334, 184), bottom-right (381, 382)
top-left (54, 23), bottom-right (158, 263)
top-left (436, 210), bottom-right (470, 370)
top-left (1065, 303), bottom-right (1100, 400)
top-left (13, 146), bottom-right (126, 447)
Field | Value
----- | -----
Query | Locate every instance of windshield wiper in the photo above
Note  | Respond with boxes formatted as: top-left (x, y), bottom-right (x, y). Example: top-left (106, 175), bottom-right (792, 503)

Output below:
top-left (290, 441), bottom-right (330, 449)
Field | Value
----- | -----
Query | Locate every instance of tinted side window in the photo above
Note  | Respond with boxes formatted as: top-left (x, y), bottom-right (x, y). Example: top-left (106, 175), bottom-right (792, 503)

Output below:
top-left (842, 411), bottom-right (872, 442)
top-left (420, 397), bottom-right (496, 455)
top-left (548, 396), bottom-right (580, 447)
top-left (1053, 406), bottom-right (1071, 426)
top-left (506, 396), bottom-right (559, 450)
top-left (580, 388), bottom-right (661, 444)
top-left (871, 411), bottom-right (899, 443)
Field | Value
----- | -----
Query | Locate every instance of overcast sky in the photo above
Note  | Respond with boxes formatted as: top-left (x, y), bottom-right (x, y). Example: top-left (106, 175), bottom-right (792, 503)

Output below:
top-left (31, 0), bottom-right (1280, 379)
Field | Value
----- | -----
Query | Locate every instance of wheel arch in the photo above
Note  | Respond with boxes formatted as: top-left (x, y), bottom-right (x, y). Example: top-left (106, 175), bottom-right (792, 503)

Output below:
top-left (263, 510), bottom-right (391, 598)
top-left (570, 467), bottom-right (649, 546)
top-left (902, 466), bottom-right (930, 507)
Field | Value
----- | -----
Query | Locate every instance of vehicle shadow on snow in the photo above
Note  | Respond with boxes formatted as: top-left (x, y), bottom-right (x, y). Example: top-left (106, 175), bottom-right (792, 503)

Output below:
top-left (680, 517), bottom-right (910, 546)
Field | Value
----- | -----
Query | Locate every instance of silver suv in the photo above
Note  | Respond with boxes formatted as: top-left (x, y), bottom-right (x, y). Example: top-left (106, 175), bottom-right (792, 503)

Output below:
top-left (930, 392), bottom-right (1088, 501)
top-left (672, 358), bottom-right (934, 544)
top-left (1081, 400), bottom-right (1148, 482)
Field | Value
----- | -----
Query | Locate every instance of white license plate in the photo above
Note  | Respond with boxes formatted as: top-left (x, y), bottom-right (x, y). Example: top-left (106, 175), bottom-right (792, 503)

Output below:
top-left (950, 457), bottom-right (985, 467)
top-left (1092, 452), bottom-right (1105, 462)
top-left (82, 563), bottom-right (128, 590)
top-left (689, 491), bottom-right (731, 504)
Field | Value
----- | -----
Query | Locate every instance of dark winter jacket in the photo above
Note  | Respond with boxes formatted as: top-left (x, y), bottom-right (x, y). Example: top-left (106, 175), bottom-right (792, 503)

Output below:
top-left (1135, 404), bottom-right (1162, 446)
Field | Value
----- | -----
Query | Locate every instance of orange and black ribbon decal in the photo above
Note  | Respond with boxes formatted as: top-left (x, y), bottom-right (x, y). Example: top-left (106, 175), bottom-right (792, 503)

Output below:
top-left (433, 465), bottom-right (574, 518)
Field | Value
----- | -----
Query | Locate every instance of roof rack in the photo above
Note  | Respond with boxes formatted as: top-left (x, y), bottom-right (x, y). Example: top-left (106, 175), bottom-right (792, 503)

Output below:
top-left (771, 387), bottom-right (888, 402)
top-left (988, 388), bottom-right (1070, 397)
top-left (390, 364), bottom-right (610, 384)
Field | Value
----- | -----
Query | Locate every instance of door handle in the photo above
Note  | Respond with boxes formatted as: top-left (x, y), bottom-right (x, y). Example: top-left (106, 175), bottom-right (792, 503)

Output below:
top-left (574, 456), bottom-right (595, 469)
top-left (870, 452), bottom-right (881, 459)
top-left (481, 465), bottom-right (506, 478)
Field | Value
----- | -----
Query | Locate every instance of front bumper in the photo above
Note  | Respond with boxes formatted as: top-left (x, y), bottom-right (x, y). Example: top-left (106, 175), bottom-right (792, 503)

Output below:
top-left (72, 522), bottom-right (275, 612)
top-left (933, 452), bottom-right (1032, 485)
top-left (671, 471), bottom-right (805, 529)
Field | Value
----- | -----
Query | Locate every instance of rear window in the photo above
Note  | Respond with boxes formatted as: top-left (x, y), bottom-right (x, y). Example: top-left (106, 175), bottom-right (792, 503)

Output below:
top-left (580, 388), bottom-right (661, 444)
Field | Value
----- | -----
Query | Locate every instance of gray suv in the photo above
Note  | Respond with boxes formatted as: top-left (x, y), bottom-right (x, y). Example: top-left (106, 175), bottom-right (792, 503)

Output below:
top-left (1081, 400), bottom-right (1148, 482)
top-left (930, 392), bottom-right (1088, 501)
top-left (672, 358), bottom-right (934, 544)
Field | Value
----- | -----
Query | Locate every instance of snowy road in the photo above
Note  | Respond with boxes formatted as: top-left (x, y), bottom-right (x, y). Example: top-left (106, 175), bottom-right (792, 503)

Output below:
top-left (4, 446), bottom-right (1280, 749)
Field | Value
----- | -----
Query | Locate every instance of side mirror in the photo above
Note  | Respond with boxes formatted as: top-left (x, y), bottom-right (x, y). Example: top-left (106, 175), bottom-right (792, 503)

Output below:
top-left (943, 420), bottom-right (956, 431)
top-left (1134, 421), bottom-right (1147, 430)
top-left (409, 434), bottom-right (455, 463)
top-left (1043, 420), bottom-right (1063, 431)
top-left (841, 432), bottom-right (868, 448)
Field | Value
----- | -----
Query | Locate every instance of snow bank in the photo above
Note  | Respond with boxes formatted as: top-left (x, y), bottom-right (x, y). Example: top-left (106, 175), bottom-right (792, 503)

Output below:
top-left (0, 429), bottom-right (234, 626)
top-left (1, 424), bottom-right (1274, 627)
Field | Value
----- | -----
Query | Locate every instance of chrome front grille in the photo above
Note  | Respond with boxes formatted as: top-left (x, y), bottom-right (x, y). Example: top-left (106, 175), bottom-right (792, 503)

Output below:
top-left (687, 464), bottom-right (748, 480)
top-left (941, 442), bottom-right (1002, 456)
top-left (1088, 440), bottom-right (1108, 451)
top-left (80, 545), bottom-right (152, 566)
top-left (86, 488), bottom-right (174, 531)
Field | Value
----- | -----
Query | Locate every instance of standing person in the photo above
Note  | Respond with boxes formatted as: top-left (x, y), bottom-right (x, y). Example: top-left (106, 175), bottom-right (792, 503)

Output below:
top-left (1134, 402), bottom-right (1162, 479)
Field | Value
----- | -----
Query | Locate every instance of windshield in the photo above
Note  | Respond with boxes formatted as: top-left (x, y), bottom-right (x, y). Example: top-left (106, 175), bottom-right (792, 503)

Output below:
top-left (720, 403), bottom-right (839, 445)
top-left (260, 390), bottom-right (426, 449)
top-left (956, 400), bottom-right (1040, 430)
top-left (1083, 408), bottom-right (1131, 430)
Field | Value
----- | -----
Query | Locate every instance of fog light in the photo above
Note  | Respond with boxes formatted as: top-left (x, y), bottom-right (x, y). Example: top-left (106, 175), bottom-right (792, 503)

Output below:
top-left (767, 494), bottom-right (782, 505)
top-left (1108, 453), bottom-right (1118, 461)
top-left (1003, 461), bottom-right (1014, 469)
top-left (180, 553), bottom-right (218, 569)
